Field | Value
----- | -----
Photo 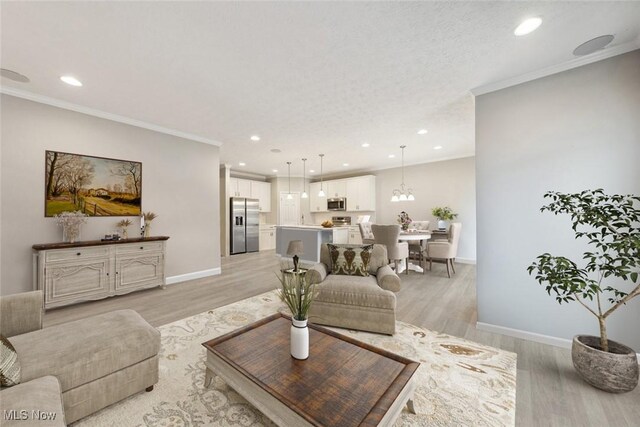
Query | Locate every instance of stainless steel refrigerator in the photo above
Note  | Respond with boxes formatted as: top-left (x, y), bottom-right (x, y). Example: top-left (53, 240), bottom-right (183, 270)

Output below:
top-left (230, 198), bottom-right (259, 254)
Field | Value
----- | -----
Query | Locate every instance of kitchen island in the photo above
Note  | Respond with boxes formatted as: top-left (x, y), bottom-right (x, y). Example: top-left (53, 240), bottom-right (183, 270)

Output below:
top-left (276, 225), bottom-right (349, 263)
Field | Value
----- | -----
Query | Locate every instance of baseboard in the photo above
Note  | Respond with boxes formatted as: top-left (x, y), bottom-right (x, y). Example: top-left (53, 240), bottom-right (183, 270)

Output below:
top-left (476, 322), bottom-right (640, 359)
top-left (455, 258), bottom-right (476, 265)
top-left (166, 268), bottom-right (221, 285)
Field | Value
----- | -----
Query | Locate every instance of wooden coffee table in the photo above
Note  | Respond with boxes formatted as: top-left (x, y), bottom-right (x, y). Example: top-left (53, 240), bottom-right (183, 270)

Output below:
top-left (202, 313), bottom-right (419, 426)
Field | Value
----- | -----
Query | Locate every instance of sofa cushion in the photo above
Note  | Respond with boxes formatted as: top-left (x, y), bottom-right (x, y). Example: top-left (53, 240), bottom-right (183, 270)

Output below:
top-left (0, 375), bottom-right (66, 426)
top-left (320, 243), bottom-right (388, 276)
top-left (327, 244), bottom-right (373, 277)
top-left (314, 275), bottom-right (395, 310)
top-left (1, 334), bottom-right (20, 386)
top-left (10, 310), bottom-right (160, 392)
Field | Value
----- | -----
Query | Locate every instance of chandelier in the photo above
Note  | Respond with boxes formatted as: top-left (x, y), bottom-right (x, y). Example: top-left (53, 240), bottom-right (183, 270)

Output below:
top-left (391, 145), bottom-right (415, 202)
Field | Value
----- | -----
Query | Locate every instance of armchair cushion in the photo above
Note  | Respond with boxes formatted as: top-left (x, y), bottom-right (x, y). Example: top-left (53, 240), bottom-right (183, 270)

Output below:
top-left (312, 275), bottom-right (395, 309)
top-left (1, 335), bottom-right (21, 386)
top-left (306, 262), bottom-right (328, 285)
top-left (0, 291), bottom-right (43, 338)
top-left (376, 265), bottom-right (401, 292)
top-left (327, 244), bottom-right (373, 277)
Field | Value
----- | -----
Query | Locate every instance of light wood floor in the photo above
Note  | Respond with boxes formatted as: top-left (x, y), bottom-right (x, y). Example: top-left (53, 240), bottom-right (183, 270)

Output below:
top-left (45, 250), bottom-right (640, 426)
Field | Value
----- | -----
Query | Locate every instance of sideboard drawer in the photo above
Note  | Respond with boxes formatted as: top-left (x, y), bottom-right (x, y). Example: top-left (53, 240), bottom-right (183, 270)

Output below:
top-left (115, 241), bottom-right (164, 254)
top-left (45, 246), bottom-right (111, 262)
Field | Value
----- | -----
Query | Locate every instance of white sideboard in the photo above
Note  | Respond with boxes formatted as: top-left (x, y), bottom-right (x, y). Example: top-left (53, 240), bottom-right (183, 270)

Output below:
top-left (33, 237), bottom-right (169, 309)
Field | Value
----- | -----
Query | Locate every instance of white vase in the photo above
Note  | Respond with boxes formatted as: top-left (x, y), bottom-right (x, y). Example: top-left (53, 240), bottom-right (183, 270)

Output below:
top-left (437, 220), bottom-right (447, 230)
top-left (290, 318), bottom-right (309, 360)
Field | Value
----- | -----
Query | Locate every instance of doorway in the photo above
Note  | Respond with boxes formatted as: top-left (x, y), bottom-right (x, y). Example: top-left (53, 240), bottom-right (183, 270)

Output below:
top-left (279, 192), bottom-right (301, 225)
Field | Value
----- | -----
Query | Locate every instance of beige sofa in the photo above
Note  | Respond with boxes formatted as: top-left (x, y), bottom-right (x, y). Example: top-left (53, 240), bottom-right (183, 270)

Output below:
top-left (0, 291), bottom-right (160, 425)
top-left (305, 244), bottom-right (401, 335)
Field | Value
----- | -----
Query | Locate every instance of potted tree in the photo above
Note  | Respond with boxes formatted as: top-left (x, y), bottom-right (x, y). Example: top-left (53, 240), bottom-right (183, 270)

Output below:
top-left (431, 206), bottom-right (457, 230)
top-left (528, 189), bottom-right (639, 392)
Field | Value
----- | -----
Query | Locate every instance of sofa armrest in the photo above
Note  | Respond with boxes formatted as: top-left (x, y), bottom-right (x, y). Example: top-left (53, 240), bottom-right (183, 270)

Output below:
top-left (376, 265), bottom-right (401, 292)
top-left (305, 263), bottom-right (328, 285)
top-left (0, 290), bottom-right (44, 338)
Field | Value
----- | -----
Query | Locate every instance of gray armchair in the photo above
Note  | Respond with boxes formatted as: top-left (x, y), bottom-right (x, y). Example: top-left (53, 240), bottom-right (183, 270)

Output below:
top-left (306, 244), bottom-right (401, 335)
top-left (358, 221), bottom-right (375, 244)
top-left (0, 290), bottom-right (160, 424)
top-left (372, 224), bottom-right (409, 275)
top-left (424, 222), bottom-right (462, 277)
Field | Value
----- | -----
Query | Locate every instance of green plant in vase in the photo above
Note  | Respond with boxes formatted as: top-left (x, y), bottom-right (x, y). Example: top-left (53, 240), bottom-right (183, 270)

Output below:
top-left (277, 272), bottom-right (319, 360)
top-left (527, 189), bottom-right (639, 393)
top-left (431, 206), bottom-right (457, 230)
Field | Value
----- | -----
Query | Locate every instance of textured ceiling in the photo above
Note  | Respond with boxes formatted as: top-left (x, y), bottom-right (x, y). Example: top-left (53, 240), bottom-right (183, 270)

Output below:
top-left (2, 2), bottom-right (639, 177)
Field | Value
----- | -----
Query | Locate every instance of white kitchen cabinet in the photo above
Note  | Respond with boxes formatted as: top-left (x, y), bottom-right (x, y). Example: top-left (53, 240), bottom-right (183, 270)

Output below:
top-left (346, 175), bottom-right (376, 211)
top-left (250, 181), bottom-right (272, 212)
top-left (348, 226), bottom-right (363, 244)
top-left (309, 182), bottom-right (327, 212)
top-left (259, 226), bottom-right (276, 250)
top-left (326, 180), bottom-right (347, 198)
top-left (237, 179), bottom-right (252, 198)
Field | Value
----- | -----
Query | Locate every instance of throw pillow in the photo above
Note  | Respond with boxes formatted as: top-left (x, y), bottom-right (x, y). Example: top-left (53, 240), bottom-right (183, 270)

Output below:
top-left (327, 244), bottom-right (373, 277)
top-left (0, 335), bottom-right (21, 387)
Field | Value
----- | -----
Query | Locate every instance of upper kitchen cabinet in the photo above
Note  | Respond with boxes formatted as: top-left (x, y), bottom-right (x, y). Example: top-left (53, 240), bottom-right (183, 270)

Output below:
top-left (345, 175), bottom-right (376, 211)
top-left (309, 182), bottom-right (327, 212)
top-left (229, 177), bottom-right (251, 198)
top-left (250, 181), bottom-right (272, 212)
top-left (326, 180), bottom-right (347, 198)
top-left (229, 178), bottom-right (271, 212)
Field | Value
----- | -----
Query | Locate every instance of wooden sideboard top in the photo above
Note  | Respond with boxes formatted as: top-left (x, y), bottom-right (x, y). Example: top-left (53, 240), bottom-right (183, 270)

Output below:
top-left (32, 236), bottom-right (170, 251)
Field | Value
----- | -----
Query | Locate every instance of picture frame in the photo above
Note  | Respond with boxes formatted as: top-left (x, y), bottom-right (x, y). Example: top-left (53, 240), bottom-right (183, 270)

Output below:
top-left (45, 150), bottom-right (142, 217)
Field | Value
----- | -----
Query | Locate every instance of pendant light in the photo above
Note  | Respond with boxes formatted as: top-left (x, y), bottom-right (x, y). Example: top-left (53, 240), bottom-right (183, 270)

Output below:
top-left (318, 154), bottom-right (326, 197)
top-left (301, 158), bottom-right (308, 198)
top-left (391, 145), bottom-right (415, 202)
top-left (286, 161), bottom-right (293, 200)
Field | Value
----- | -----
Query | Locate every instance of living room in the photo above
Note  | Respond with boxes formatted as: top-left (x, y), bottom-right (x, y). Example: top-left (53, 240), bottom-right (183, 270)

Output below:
top-left (1, 2), bottom-right (639, 426)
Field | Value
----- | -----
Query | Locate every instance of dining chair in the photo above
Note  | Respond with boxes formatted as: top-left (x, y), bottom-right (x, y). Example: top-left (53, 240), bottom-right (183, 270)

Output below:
top-left (408, 220), bottom-right (430, 263)
top-left (358, 222), bottom-right (375, 245)
top-left (423, 222), bottom-right (462, 278)
top-left (371, 224), bottom-right (409, 275)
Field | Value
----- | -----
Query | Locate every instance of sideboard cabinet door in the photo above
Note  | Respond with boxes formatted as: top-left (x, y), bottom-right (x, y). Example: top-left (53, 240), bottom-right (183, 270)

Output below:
top-left (115, 252), bottom-right (164, 292)
top-left (44, 258), bottom-right (111, 308)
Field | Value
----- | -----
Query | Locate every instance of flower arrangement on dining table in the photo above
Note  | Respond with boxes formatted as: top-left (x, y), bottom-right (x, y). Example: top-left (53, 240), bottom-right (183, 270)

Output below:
top-left (397, 211), bottom-right (412, 231)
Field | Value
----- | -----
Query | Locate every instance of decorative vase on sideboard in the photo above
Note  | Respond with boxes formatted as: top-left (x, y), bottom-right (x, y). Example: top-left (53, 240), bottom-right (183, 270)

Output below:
top-left (437, 220), bottom-right (447, 230)
top-left (290, 318), bottom-right (309, 360)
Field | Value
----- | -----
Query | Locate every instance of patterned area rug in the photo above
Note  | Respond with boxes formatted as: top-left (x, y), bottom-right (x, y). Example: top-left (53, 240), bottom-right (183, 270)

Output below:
top-left (75, 291), bottom-right (516, 426)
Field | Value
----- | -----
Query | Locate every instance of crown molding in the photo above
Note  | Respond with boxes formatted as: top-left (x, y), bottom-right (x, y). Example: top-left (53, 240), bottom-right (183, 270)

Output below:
top-left (0, 87), bottom-right (222, 146)
top-left (471, 40), bottom-right (640, 96)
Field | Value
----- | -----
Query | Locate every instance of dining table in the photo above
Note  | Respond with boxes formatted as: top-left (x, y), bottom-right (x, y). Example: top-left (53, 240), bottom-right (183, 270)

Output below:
top-left (397, 230), bottom-right (431, 273)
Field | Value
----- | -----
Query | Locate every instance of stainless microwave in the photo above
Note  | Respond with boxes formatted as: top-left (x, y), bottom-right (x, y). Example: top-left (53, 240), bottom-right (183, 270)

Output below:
top-left (327, 198), bottom-right (347, 211)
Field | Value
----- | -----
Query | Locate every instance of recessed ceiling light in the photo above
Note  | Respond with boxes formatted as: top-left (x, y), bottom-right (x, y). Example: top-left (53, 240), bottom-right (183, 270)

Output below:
top-left (272, 169), bottom-right (278, 173)
top-left (361, 143), bottom-right (370, 147)
top-left (514, 17), bottom-right (542, 36)
top-left (1, 68), bottom-right (30, 83)
top-left (60, 75), bottom-right (83, 86)
top-left (417, 129), bottom-right (428, 135)
top-left (309, 169), bottom-right (315, 173)
top-left (239, 162), bottom-right (246, 166)
top-left (270, 148), bottom-right (281, 153)
top-left (343, 163), bottom-right (349, 167)
top-left (388, 154), bottom-right (395, 158)
top-left (250, 135), bottom-right (260, 141)
top-left (433, 145), bottom-right (443, 150)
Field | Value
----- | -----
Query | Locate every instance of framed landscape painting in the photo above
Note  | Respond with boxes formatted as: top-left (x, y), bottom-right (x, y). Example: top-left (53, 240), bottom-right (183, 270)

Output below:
top-left (45, 150), bottom-right (142, 217)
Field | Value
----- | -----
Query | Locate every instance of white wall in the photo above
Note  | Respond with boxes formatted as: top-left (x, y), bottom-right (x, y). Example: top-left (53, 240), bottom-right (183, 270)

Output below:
top-left (310, 157), bottom-right (477, 262)
top-left (1, 95), bottom-right (221, 295)
top-left (476, 50), bottom-right (640, 350)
